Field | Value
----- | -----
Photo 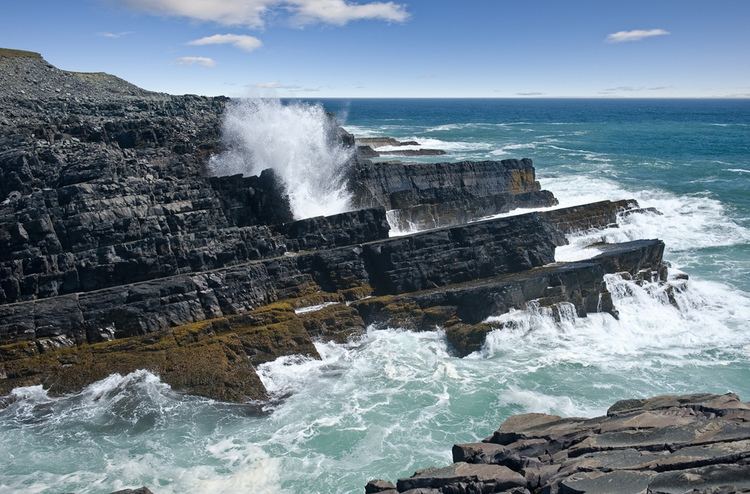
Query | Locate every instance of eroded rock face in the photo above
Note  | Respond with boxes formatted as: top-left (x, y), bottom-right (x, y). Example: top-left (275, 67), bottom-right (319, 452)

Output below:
top-left (369, 393), bottom-right (750, 493)
top-left (0, 53), bottom-right (300, 306)
top-left (0, 50), bottom-right (672, 404)
top-left (348, 158), bottom-right (558, 231)
top-left (0, 211), bottom-right (558, 346)
top-left (353, 238), bottom-right (665, 356)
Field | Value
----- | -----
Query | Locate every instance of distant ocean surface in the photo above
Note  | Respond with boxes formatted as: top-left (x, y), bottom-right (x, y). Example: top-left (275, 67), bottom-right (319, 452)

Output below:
top-left (2, 99), bottom-right (749, 494)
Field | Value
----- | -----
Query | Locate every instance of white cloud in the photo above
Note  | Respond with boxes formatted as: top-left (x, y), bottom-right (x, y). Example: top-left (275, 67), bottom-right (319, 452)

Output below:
top-left (120, 0), bottom-right (270, 27)
top-left (98, 31), bottom-right (134, 38)
top-left (290, 0), bottom-right (409, 25)
top-left (598, 85), bottom-right (671, 94)
top-left (606, 29), bottom-right (670, 43)
top-left (176, 56), bottom-right (216, 67)
top-left (189, 34), bottom-right (263, 52)
top-left (118, 0), bottom-right (408, 27)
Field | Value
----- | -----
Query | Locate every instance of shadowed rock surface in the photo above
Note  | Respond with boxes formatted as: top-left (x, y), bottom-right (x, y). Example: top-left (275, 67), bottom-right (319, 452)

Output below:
top-left (367, 393), bottom-right (750, 493)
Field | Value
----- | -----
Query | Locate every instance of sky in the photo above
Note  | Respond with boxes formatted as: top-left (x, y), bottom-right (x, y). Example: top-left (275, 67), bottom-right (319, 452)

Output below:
top-left (1, 0), bottom-right (749, 98)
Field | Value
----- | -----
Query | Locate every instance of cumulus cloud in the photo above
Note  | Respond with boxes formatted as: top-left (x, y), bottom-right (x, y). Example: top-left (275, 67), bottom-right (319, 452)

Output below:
top-left (189, 34), bottom-right (262, 52)
top-left (118, 0), bottom-right (408, 27)
top-left (516, 91), bottom-right (544, 96)
top-left (176, 56), bottom-right (216, 67)
top-left (606, 28), bottom-right (670, 43)
top-left (120, 0), bottom-right (269, 27)
top-left (290, 0), bottom-right (409, 25)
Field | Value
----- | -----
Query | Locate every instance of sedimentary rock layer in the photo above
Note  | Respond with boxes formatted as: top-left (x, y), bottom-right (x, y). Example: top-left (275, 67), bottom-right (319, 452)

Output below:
top-left (0, 237), bottom-right (666, 401)
top-left (348, 159), bottom-right (558, 230)
top-left (367, 393), bottom-right (750, 493)
top-left (0, 211), bottom-right (558, 345)
top-left (353, 239), bottom-right (665, 356)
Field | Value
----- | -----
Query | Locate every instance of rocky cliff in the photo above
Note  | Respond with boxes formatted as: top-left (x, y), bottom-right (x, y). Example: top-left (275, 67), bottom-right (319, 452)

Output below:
top-left (1, 50), bottom-right (669, 405)
top-left (367, 393), bottom-right (750, 493)
top-left (348, 158), bottom-right (558, 231)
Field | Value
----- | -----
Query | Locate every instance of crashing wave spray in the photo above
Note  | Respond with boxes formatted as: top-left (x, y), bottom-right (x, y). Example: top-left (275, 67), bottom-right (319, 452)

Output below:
top-left (209, 99), bottom-right (353, 219)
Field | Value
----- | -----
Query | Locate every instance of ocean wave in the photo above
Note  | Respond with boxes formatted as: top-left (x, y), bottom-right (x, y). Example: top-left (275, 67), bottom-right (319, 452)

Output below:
top-left (342, 125), bottom-right (381, 136)
top-left (728, 168), bottom-right (750, 174)
top-left (424, 122), bottom-right (536, 132)
top-left (497, 387), bottom-right (607, 417)
top-left (537, 174), bottom-right (750, 254)
top-left (4, 271), bottom-right (750, 493)
top-left (424, 123), bottom-right (469, 132)
top-left (489, 142), bottom-right (537, 156)
top-left (479, 274), bottom-right (750, 371)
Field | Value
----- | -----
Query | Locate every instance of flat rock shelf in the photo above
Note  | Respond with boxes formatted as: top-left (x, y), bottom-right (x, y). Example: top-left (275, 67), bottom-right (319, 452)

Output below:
top-left (366, 393), bottom-right (750, 494)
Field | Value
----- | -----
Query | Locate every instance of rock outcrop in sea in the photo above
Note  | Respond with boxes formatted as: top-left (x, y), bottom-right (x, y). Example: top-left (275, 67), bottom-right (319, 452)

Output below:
top-left (0, 49), bottom-right (672, 403)
top-left (366, 393), bottom-right (750, 493)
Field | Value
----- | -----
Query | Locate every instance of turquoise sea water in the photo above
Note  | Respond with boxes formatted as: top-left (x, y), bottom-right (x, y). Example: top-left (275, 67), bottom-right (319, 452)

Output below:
top-left (1, 99), bottom-right (749, 493)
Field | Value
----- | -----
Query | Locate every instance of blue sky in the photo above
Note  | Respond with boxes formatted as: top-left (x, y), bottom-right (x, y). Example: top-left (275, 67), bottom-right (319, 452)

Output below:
top-left (2, 0), bottom-right (749, 97)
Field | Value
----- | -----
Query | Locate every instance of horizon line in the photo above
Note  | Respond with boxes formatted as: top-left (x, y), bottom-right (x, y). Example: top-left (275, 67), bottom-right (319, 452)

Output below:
top-left (261, 96), bottom-right (750, 100)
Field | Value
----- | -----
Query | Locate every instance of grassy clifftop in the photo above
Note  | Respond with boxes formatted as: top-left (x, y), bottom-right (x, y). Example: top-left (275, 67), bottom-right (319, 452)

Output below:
top-left (0, 47), bottom-right (43, 59)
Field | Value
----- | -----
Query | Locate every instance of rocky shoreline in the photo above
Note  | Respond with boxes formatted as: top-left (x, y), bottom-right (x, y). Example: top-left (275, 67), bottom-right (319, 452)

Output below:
top-left (367, 393), bottom-right (750, 493)
top-left (0, 49), bottom-right (667, 402)
top-left (2, 49), bottom-right (743, 493)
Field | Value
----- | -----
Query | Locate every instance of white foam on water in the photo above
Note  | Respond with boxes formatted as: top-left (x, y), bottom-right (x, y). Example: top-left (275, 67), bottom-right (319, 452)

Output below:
top-left (424, 123), bottom-right (466, 132)
top-left (490, 142), bottom-right (537, 156)
top-left (727, 168), bottom-right (750, 174)
top-left (342, 125), bottom-right (381, 137)
top-left (424, 122), bottom-right (533, 132)
top-left (554, 244), bottom-right (603, 262)
top-left (375, 137), bottom-right (493, 153)
top-left (209, 98), bottom-right (353, 219)
top-left (479, 274), bottom-right (750, 372)
top-left (543, 175), bottom-right (750, 259)
top-left (498, 387), bottom-right (607, 417)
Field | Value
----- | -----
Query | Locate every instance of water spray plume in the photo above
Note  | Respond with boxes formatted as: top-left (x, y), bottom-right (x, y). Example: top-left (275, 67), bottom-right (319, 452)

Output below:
top-left (209, 99), bottom-right (353, 219)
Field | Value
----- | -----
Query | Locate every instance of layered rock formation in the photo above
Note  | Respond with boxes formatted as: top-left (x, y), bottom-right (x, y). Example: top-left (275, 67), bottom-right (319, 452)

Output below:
top-left (348, 158), bottom-right (558, 231)
top-left (367, 393), bottom-right (750, 493)
top-left (1, 50), bottom-right (667, 405)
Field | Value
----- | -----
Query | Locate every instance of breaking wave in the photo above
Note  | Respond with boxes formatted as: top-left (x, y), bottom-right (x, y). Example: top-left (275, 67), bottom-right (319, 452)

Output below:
top-left (208, 98), bottom-right (352, 219)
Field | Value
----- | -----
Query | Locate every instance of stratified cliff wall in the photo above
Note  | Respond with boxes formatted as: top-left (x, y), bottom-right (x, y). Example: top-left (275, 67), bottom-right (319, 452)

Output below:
top-left (0, 50), bottom-right (668, 404)
top-left (348, 158), bottom-right (558, 230)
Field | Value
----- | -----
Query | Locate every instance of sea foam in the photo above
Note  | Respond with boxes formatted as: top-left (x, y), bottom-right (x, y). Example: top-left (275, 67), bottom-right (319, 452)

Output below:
top-left (209, 98), bottom-right (353, 219)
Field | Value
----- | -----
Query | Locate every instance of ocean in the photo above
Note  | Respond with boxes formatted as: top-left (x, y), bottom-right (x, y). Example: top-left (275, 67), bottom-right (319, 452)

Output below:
top-left (1, 98), bottom-right (749, 494)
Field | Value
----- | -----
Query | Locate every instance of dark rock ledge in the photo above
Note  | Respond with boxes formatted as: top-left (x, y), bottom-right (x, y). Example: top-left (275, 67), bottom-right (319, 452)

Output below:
top-left (355, 137), bottom-right (448, 158)
top-left (366, 393), bottom-right (750, 494)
